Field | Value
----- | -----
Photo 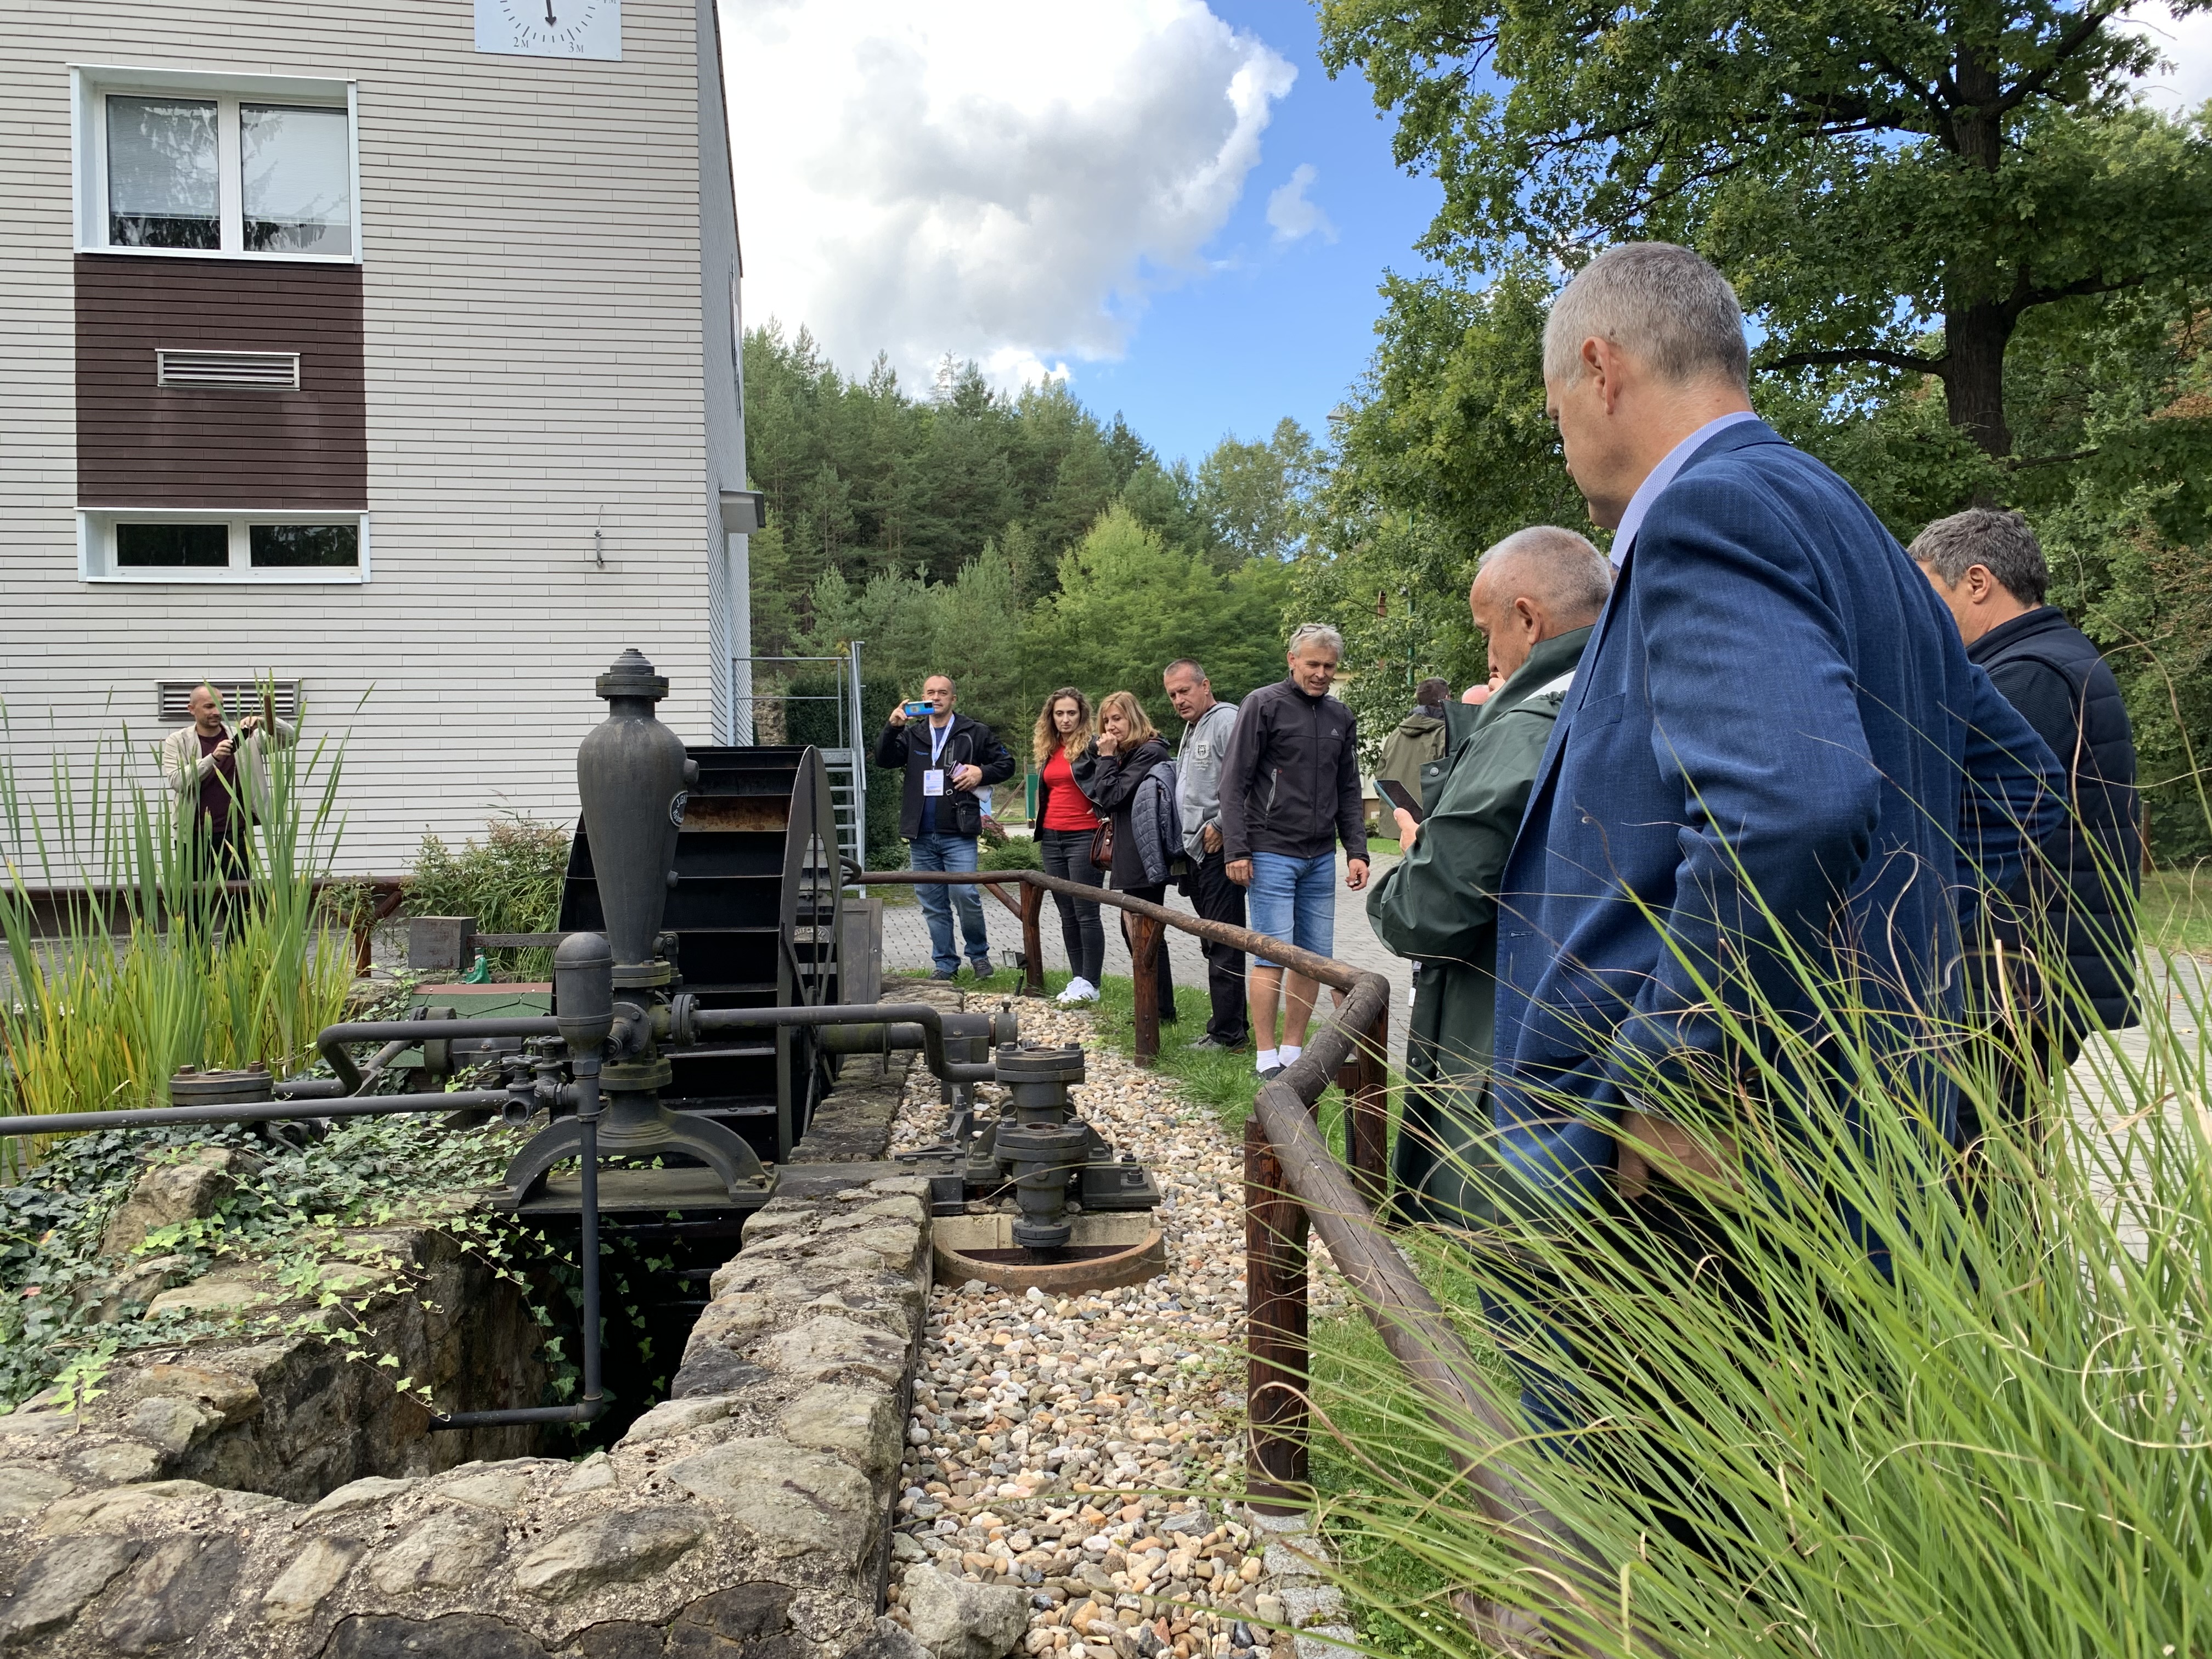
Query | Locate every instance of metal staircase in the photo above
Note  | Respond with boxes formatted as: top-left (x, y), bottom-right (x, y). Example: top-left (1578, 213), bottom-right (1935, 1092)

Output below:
top-left (732, 642), bottom-right (867, 879)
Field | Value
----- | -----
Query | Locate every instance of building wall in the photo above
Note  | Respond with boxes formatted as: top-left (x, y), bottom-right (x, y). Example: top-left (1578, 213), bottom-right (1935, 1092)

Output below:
top-left (76, 256), bottom-right (368, 509)
top-left (695, 0), bottom-right (746, 746)
top-left (0, 0), bottom-right (743, 875)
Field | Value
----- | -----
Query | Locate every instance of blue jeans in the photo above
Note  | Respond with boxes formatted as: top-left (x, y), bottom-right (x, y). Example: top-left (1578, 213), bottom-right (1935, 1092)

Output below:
top-left (910, 833), bottom-right (989, 974)
top-left (1245, 850), bottom-right (1336, 969)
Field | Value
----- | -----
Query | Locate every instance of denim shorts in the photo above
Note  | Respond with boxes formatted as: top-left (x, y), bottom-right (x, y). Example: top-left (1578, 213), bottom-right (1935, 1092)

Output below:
top-left (1245, 850), bottom-right (1336, 968)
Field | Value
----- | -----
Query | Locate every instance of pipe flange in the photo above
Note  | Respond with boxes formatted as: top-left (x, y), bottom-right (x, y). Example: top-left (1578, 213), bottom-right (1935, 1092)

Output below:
top-left (995, 1124), bottom-right (1088, 1163)
top-left (611, 960), bottom-right (674, 990)
top-left (168, 1066), bottom-right (275, 1107)
top-left (994, 1042), bottom-right (1084, 1087)
top-left (595, 648), bottom-right (669, 703)
top-left (599, 1057), bottom-right (674, 1092)
top-left (1012, 1218), bottom-right (1075, 1252)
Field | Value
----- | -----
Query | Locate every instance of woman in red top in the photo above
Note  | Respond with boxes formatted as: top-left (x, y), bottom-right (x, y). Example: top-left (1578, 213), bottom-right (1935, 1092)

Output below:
top-left (1032, 686), bottom-right (1105, 1005)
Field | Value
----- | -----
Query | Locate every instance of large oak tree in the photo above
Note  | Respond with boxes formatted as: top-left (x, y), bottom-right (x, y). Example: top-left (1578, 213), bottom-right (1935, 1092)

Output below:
top-left (1320, 0), bottom-right (2212, 458)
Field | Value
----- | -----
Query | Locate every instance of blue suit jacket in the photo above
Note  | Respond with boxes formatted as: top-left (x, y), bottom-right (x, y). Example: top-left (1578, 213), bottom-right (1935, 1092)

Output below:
top-left (1491, 421), bottom-right (2061, 1199)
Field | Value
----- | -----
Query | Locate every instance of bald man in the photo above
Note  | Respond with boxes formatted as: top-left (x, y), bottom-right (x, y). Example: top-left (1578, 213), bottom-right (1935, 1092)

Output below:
top-left (1365, 526), bottom-right (1612, 1228)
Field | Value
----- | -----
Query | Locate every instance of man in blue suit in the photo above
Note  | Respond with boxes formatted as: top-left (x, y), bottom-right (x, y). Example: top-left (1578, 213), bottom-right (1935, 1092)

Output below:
top-left (1491, 242), bottom-right (2061, 1271)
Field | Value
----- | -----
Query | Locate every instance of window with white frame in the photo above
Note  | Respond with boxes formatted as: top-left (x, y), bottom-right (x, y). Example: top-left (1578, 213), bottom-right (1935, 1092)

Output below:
top-left (75, 67), bottom-right (359, 262)
top-left (80, 511), bottom-right (370, 583)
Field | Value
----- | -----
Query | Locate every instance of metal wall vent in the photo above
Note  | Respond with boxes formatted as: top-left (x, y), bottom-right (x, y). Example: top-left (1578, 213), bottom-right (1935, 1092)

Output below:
top-left (156, 349), bottom-right (301, 391)
top-left (156, 681), bottom-right (302, 723)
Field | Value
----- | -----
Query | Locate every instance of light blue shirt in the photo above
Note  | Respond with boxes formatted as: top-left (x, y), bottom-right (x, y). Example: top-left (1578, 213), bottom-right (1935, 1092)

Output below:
top-left (1609, 409), bottom-right (1759, 566)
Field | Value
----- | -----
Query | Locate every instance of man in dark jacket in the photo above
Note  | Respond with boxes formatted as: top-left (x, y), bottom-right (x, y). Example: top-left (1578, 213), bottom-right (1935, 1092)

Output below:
top-left (873, 674), bottom-right (1016, 980)
top-left (1368, 529), bottom-right (1610, 1228)
top-left (1913, 507), bottom-right (2141, 1142)
top-left (1219, 624), bottom-right (1370, 1079)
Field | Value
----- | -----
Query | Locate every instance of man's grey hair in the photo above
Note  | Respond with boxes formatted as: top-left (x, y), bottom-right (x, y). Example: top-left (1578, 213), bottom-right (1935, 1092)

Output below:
top-left (1542, 242), bottom-right (1750, 391)
top-left (1163, 658), bottom-right (1207, 682)
top-left (1910, 507), bottom-right (2049, 607)
top-left (1476, 526), bottom-right (1613, 622)
top-left (924, 673), bottom-right (957, 693)
top-left (1286, 623), bottom-right (1345, 659)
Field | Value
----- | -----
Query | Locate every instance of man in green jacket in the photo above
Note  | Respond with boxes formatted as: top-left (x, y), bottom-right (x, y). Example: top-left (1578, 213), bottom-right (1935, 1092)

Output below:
top-left (1366, 526), bottom-right (1612, 1229)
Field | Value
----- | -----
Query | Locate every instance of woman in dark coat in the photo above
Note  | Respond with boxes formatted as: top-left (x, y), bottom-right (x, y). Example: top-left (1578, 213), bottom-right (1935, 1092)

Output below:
top-left (1030, 686), bottom-right (1106, 1006)
top-left (1077, 690), bottom-right (1176, 1021)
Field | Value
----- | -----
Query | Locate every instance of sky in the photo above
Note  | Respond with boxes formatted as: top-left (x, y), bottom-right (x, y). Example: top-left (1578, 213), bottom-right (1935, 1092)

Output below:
top-left (720, 1), bottom-right (2212, 470)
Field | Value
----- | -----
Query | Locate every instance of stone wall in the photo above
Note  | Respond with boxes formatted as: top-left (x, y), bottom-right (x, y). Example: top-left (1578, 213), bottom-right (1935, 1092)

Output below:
top-left (0, 1041), bottom-right (947, 1658)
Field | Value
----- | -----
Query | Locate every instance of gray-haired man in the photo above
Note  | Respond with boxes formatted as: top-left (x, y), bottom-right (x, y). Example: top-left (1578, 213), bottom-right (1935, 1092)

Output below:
top-left (1218, 623), bottom-right (1370, 1078)
top-left (1165, 657), bottom-right (1246, 1052)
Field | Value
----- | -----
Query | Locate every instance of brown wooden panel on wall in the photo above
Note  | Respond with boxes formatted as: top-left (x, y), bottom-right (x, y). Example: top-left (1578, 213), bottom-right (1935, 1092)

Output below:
top-left (76, 255), bottom-right (366, 509)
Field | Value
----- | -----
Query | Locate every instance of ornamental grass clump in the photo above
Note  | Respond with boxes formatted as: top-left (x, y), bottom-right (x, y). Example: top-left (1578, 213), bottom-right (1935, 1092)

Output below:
top-left (1302, 871), bottom-right (2207, 1655)
top-left (0, 696), bottom-right (354, 1170)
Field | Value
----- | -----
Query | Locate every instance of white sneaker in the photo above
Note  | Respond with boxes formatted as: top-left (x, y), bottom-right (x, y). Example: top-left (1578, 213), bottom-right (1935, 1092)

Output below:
top-left (1056, 978), bottom-right (1099, 1007)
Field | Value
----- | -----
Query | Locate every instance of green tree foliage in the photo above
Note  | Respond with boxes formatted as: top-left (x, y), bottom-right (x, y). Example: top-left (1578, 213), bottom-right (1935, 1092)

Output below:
top-left (1318, 0), bottom-right (2212, 458)
top-left (1030, 505), bottom-right (1296, 731)
top-left (743, 323), bottom-right (1312, 777)
top-left (1308, 0), bottom-right (2212, 853)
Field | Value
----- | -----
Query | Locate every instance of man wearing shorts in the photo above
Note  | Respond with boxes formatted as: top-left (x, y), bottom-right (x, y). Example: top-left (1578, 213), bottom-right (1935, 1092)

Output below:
top-left (1218, 624), bottom-right (1370, 1078)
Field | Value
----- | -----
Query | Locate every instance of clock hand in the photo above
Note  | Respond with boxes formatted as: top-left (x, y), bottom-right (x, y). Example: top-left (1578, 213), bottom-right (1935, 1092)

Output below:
top-left (545, 0), bottom-right (556, 22)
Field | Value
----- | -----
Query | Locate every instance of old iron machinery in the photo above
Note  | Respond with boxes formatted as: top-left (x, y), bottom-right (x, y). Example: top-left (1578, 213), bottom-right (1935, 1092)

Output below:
top-left (500, 650), bottom-right (772, 1205)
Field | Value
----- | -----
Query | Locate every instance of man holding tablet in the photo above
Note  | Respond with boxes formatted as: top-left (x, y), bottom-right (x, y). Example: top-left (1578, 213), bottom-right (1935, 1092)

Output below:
top-left (1365, 527), bottom-right (1611, 1226)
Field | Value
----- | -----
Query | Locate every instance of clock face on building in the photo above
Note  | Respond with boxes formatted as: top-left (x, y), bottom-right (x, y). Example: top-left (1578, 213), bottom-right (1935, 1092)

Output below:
top-left (475, 0), bottom-right (622, 60)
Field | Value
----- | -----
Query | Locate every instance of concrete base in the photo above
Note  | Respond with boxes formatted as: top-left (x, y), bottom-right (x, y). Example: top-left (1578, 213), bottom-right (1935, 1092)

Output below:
top-left (932, 1211), bottom-right (1165, 1294)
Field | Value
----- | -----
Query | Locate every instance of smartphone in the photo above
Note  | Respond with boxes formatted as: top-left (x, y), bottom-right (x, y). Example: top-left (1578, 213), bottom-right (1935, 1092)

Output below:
top-left (902, 700), bottom-right (934, 718)
top-left (1376, 778), bottom-right (1425, 823)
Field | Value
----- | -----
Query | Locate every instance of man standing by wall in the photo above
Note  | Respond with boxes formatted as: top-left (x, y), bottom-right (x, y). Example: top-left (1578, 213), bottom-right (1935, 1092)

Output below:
top-left (1914, 507), bottom-right (2141, 1143)
top-left (159, 682), bottom-right (296, 887)
top-left (1219, 624), bottom-right (1370, 1080)
top-left (1367, 529), bottom-right (1610, 1228)
top-left (874, 675), bottom-right (1015, 981)
top-left (1163, 657), bottom-right (1246, 1053)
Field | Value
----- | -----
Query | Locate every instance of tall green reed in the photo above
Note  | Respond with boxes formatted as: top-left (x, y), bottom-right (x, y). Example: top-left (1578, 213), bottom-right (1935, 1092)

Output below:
top-left (0, 691), bottom-right (356, 1171)
top-left (1298, 810), bottom-right (2204, 1656)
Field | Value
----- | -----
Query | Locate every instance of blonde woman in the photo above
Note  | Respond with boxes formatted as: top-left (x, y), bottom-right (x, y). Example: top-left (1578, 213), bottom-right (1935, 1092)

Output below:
top-left (1032, 687), bottom-right (1107, 1005)
top-left (1080, 690), bottom-right (1177, 1020)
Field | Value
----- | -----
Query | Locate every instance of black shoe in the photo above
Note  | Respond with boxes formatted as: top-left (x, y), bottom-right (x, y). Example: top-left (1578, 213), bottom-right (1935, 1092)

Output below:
top-left (967, 961), bottom-right (994, 981)
top-left (1186, 1034), bottom-right (1246, 1053)
top-left (929, 968), bottom-right (957, 981)
top-left (1257, 1064), bottom-right (1285, 1081)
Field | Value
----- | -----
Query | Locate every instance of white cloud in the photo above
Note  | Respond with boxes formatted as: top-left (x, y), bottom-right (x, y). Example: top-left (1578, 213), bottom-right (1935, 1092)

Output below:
top-left (2130, 1), bottom-right (2212, 111)
top-left (721, 1), bottom-right (1295, 394)
top-left (1265, 162), bottom-right (1336, 245)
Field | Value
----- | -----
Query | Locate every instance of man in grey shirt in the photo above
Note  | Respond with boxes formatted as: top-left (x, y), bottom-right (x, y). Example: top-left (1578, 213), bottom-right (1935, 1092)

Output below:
top-left (1164, 658), bottom-right (1246, 1051)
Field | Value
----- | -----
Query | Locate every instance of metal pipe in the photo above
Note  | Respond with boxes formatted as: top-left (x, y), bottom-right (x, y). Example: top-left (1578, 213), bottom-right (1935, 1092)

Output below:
top-left (275, 1037), bottom-right (412, 1100)
top-left (812, 1021), bottom-right (928, 1056)
top-left (317, 1015), bottom-right (563, 1094)
top-left (692, 1002), bottom-right (996, 1083)
top-left (430, 1057), bottom-right (608, 1431)
top-left (0, 1090), bottom-right (516, 1138)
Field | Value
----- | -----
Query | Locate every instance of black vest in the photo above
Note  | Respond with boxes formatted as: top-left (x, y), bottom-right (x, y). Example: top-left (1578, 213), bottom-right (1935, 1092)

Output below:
top-left (1970, 607), bottom-right (2141, 1032)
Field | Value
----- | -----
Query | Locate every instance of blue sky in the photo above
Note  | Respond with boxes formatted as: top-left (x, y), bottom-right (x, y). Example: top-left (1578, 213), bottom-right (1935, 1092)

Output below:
top-left (720, 0), bottom-right (2208, 471)
top-left (1066, 3), bottom-right (1444, 466)
top-left (721, 1), bottom-right (1444, 468)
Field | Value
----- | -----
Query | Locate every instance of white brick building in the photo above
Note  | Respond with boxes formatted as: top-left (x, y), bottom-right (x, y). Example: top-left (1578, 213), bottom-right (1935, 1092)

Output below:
top-left (0, 0), bottom-right (754, 874)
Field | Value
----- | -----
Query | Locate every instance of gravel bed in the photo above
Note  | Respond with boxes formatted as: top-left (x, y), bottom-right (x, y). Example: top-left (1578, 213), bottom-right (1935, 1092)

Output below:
top-left (881, 1001), bottom-right (1347, 1659)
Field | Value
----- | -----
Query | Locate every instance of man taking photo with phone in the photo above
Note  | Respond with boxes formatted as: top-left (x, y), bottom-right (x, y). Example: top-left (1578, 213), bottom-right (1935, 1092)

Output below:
top-left (159, 681), bottom-right (297, 896)
top-left (875, 674), bottom-right (1015, 981)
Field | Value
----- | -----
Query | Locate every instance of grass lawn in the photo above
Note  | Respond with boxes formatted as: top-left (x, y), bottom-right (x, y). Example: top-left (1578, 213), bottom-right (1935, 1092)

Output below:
top-left (2141, 866), bottom-right (2212, 956)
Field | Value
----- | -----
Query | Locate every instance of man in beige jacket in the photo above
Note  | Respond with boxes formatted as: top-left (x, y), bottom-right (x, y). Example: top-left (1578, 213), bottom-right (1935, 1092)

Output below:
top-left (157, 684), bottom-right (297, 879)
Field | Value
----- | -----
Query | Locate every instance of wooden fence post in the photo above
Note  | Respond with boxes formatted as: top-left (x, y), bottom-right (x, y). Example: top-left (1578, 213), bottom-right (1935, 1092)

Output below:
top-left (1129, 913), bottom-right (1163, 1067)
top-left (1349, 1006), bottom-right (1390, 1214)
top-left (1245, 1111), bottom-right (1310, 1510)
top-left (1019, 882), bottom-right (1047, 997)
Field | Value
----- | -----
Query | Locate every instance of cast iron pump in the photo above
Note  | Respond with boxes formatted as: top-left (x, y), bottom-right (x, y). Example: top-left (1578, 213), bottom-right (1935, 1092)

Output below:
top-left (499, 650), bottom-right (771, 1203)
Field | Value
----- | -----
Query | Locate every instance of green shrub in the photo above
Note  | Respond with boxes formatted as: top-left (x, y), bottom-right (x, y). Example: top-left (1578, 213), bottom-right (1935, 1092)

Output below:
top-left (978, 832), bottom-right (1041, 872)
top-left (406, 814), bottom-right (569, 976)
